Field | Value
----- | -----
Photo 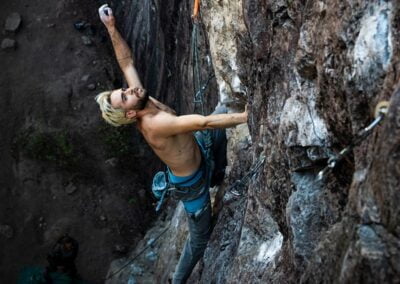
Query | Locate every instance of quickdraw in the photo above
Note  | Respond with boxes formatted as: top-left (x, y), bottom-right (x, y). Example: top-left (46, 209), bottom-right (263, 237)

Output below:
top-left (229, 155), bottom-right (266, 196)
top-left (317, 101), bottom-right (390, 181)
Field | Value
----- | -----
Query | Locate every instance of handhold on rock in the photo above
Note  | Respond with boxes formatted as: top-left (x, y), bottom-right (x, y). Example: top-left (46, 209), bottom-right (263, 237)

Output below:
top-left (1, 38), bottom-right (17, 50)
top-left (5, 13), bottom-right (22, 32)
top-left (374, 101), bottom-right (390, 119)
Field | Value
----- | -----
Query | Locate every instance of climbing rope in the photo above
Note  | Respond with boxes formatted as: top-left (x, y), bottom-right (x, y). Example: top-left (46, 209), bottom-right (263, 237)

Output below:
top-left (189, 1), bottom-right (216, 179)
top-left (105, 223), bottom-right (171, 280)
top-left (317, 101), bottom-right (390, 181)
top-left (229, 155), bottom-right (266, 196)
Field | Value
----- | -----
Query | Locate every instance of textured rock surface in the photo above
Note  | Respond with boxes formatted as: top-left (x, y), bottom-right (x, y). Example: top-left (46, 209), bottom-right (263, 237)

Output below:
top-left (1, 38), bottom-right (16, 50)
top-left (108, 0), bottom-right (400, 283)
top-left (5, 12), bottom-right (22, 32)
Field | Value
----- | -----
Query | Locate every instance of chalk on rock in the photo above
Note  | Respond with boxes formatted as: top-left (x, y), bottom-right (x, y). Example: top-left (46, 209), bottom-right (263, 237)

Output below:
top-left (1, 38), bottom-right (17, 50)
top-left (5, 13), bottom-right (22, 32)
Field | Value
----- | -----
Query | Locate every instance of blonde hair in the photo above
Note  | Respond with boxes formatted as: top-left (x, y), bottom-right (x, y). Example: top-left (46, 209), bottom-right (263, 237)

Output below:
top-left (95, 90), bottom-right (136, 127)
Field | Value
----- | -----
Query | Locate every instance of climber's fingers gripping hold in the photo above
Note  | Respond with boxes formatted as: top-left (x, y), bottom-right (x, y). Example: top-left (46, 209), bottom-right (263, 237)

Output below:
top-left (98, 4), bottom-right (115, 29)
top-left (244, 103), bottom-right (249, 121)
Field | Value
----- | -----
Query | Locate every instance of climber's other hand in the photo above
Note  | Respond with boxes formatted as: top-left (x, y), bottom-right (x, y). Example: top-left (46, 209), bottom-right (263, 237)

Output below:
top-left (99, 4), bottom-right (115, 29)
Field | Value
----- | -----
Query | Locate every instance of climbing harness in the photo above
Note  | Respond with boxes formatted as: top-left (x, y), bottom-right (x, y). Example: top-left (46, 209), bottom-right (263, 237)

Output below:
top-left (228, 154), bottom-right (266, 196)
top-left (317, 101), bottom-right (390, 181)
top-left (105, 223), bottom-right (171, 280)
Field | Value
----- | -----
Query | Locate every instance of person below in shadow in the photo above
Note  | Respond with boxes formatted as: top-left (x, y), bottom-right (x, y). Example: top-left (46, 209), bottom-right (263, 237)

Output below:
top-left (44, 234), bottom-right (79, 282)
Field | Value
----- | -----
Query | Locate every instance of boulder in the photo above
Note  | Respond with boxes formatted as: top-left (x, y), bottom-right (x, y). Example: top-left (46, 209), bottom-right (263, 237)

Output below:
top-left (1, 38), bottom-right (16, 50)
top-left (5, 13), bottom-right (22, 32)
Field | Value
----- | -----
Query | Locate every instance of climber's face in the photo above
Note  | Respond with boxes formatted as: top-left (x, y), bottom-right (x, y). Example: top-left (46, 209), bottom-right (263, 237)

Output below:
top-left (110, 87), bottom-right (148, 112)
top-left (64, 242), bottom-right (73, 251)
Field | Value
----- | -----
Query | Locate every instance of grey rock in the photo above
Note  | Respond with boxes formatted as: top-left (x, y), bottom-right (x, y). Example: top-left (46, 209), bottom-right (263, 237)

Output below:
top-left (0, 224), bottom-right (14, 239)
top-left (105, 158), bottom-right (118, 167)
top-left (1, 38), bottom-right (16, 50)
top-left (100, 215), bottom-right (107, 221)
top-left (113, 244), bottom-right (128, 254)
top-left (145, 251), bottom-right (157, 262)
top-left (5, 13), bottom-right (22, 32)
top-left (81, 74), bottom-right (90, 82)
top-left (74, 20), bottom-right (86, 31)
top-left (87, 83), bottom-right (96, 91)
top-left (65, 183), bottom-right (77, 195)
top-left (81, 35), bottom-right (92, 46)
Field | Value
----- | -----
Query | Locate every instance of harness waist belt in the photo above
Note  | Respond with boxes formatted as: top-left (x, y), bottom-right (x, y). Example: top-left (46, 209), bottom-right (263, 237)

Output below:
top-left (170, 176), bottom-right (207, 202)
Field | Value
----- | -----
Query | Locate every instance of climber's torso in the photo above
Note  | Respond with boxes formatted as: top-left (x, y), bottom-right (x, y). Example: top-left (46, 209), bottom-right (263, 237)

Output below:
top-left (137, 109), bottom-right (202, 177)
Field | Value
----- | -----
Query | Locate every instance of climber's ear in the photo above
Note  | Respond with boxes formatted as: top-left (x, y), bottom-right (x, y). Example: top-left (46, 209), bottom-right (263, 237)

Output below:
top-left (126, 110), bottom-right (137, 119)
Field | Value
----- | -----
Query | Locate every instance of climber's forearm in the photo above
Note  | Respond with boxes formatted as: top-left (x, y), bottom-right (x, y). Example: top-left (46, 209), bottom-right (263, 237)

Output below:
top-left (107, 26), bottom-right (134, 70)
top-left (203, 112), bottom-right (248, 129)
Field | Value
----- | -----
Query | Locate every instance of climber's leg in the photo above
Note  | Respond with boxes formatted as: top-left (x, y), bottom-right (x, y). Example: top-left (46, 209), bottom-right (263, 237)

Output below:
top-left (172, 202), bottom-right (212, 284)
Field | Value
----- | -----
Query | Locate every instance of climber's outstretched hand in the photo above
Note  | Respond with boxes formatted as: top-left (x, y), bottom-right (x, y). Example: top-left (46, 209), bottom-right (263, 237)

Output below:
top-left (98, 4), bottom-right (115, 29)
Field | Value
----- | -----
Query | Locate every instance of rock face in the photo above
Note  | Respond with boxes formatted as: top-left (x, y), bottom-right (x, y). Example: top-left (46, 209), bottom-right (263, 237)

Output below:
top-left (108, 0), bottom-right (400, 283)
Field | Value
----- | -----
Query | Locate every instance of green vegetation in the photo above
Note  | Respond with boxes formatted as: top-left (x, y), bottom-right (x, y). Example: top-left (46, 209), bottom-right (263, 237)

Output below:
top-left (99, 124), bottom-right (136, 161)
top-left (13, 128), bottom-right (82, 171)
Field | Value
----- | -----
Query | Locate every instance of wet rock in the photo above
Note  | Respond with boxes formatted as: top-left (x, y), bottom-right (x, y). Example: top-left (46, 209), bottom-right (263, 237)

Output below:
top-left (5, 13), bottom-right (22, 32)
top-left (81, 35), bottom-right (92, 46)
top-left (0, 224), bottom-right (14, 239)
top-left (1, 38), bottom-right (16, 50)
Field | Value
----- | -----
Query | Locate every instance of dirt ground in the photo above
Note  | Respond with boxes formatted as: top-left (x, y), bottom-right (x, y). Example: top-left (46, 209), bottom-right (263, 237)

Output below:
top-left (0, 0), bottom-right (157, 282)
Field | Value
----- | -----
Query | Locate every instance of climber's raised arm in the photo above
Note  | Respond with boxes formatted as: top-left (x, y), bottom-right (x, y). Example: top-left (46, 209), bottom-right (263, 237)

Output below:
top-left (98, 4), bottom-right (143, 89)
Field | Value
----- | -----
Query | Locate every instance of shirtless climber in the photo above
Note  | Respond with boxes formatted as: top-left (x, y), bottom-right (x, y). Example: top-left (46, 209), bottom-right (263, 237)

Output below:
top-left (96, 4), bottom-right (247, 283)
